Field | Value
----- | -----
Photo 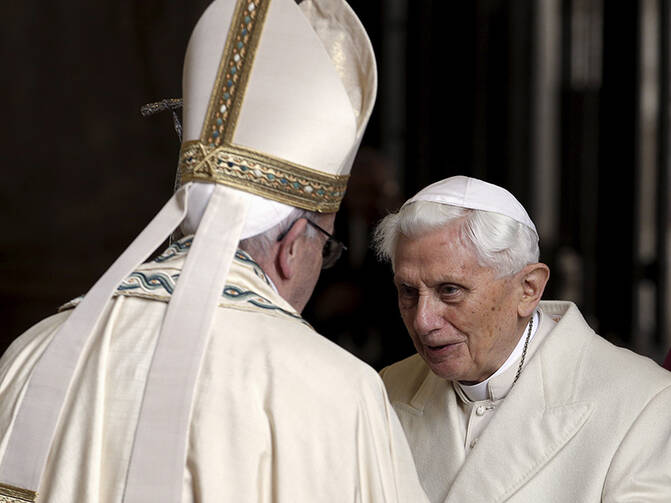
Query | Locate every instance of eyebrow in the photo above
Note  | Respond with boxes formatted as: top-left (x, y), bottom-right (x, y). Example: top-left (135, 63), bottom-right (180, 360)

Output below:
top-left (393, 273), bottom-right (470, 289)
top-left (392, 274), bottom-right (410, 285)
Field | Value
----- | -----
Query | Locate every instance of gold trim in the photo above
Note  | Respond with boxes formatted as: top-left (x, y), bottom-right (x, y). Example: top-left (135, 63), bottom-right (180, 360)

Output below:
top-left (178, 141), bottom-right (348, 212)
top-left (0, 483), bottom-right (37, 503)
top-left (201, 0), bottom-right (271, 145)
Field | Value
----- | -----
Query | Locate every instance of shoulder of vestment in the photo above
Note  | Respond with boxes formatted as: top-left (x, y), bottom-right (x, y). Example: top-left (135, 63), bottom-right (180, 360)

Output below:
top-left (211, 300), bottom-right (385, 401)
top-left (58, 238), bottom-right (306, 326)
top-left (379, 353), bottom-right (430, 404)
top-left (536, 300), bottom-right (671, 413)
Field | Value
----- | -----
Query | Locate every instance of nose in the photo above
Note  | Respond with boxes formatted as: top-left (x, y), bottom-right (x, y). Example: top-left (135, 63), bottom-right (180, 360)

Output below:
top-left (413, 294), bottom-right (444, 336)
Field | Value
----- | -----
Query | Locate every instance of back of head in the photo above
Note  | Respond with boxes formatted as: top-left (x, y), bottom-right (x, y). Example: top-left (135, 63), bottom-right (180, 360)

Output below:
top-left (374, 176), bottom-right (540, 276)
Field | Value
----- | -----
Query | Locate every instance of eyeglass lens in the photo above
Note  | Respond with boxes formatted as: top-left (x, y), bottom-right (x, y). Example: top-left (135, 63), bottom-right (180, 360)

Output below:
top-left (277, 219), bottom-right (346, 269)
top-left (321, 237), bottom-right (344, 269)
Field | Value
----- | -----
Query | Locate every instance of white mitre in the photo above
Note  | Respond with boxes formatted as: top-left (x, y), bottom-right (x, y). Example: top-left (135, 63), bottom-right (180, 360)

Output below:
top-left (180, 0), bottom-right (376, 237)
top-left (0, 2), bottom-right (377, 502)
top-left (404, 175), bottom-right (537, 234)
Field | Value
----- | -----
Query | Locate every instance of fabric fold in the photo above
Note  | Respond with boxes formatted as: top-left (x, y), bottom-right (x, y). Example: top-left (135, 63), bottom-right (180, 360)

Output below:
top-left (0, 183), bottom-right (194, 493)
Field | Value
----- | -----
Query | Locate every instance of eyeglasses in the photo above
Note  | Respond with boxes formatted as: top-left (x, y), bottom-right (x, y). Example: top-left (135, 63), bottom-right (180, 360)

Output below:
top-left (277, 219), bottom-right (347, 269)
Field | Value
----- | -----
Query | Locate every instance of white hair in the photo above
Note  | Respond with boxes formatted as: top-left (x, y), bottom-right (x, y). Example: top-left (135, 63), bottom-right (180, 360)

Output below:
top-left (373, 200), bottom-right (539, 277)
top-left (239, 207), bottom-right (320, 261)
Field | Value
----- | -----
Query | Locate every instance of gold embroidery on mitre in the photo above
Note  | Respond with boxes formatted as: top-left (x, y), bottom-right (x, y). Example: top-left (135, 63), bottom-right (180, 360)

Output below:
top-left (179, 141), bottom-right (348, 212)
top-left (201, 0), bottom-right (269, 144)
top-left (0, 483), bottom-right (37, 503)
top-left (178, 0), bottom-right (349, 212)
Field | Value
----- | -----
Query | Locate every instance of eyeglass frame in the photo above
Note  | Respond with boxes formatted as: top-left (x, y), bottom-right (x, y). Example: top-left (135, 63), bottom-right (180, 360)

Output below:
top-left (276, 218), bottom-right (347, 269)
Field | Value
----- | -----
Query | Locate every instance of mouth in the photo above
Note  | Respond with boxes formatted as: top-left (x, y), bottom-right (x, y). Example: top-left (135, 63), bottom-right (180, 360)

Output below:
top-left (425, 341), bottom-right (463, 357)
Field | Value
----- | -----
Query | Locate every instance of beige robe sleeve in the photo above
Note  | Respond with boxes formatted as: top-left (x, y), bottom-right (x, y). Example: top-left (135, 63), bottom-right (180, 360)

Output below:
top-left (602, 384), bottom-right (671, 502)
top-left (354, 375), bottom-right (431, 502)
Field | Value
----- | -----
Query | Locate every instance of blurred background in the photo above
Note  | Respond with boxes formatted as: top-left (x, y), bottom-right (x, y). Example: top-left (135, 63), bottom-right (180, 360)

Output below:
top-left (2, 0), bottom-right (671, 370)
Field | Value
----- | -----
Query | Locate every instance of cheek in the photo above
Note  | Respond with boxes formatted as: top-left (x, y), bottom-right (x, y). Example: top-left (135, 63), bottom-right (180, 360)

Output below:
top-left (307, 259), bottom-right (322, 290)
top-left (469, 299), bottom-right (516, 350)
top-left (446, 303), bottom-right (495, 348)
top-left (398, 305), bottom-right (427, 349)
top-left (398, 305), bottom-right (415, 331)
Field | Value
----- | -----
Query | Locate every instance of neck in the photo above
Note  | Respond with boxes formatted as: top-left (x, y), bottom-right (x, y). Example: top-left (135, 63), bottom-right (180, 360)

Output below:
top-left (248, 248), bottom-right (307, 313)
top-left (457, 311), bottom-right (538, 400)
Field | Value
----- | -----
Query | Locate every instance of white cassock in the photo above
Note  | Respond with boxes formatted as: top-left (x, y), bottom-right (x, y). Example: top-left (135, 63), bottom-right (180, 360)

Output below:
top-left (381, 301), bottom-right (671, 503)
top-left (0, 236), bottom-right (428, 503)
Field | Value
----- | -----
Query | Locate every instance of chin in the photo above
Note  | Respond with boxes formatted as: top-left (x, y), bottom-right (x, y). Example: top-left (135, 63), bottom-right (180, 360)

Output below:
top-left (426, 360), bottom-right (465, 382)
top-left (418, 344), bottom-right (470, 381)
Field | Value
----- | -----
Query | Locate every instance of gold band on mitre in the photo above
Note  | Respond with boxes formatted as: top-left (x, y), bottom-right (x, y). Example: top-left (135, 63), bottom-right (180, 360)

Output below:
top-left (177, 0), bottom-right (350, 213)
top-left (0, 484), bottom-right (37, 503)
top-left (178, 142), bottom-right (348, 212)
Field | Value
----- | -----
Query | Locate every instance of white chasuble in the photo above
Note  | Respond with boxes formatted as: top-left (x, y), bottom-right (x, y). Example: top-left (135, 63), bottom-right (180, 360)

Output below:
top-left (0, 238), bottom-right (428, 503)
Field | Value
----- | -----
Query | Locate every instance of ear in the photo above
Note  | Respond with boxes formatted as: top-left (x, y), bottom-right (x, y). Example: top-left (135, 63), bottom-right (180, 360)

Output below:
top-left (517, 263), bottom-right (550, 318)
top-left (277, 218), bottom-right (308, 281)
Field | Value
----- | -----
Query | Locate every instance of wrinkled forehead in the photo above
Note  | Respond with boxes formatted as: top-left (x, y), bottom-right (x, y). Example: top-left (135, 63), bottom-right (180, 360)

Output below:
top-left (392, 221), bottom-right (484, 277)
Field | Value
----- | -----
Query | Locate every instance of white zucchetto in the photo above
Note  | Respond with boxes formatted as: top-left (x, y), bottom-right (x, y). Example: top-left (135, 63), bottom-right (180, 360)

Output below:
top-left (404, 175), bottom-right (537, 234)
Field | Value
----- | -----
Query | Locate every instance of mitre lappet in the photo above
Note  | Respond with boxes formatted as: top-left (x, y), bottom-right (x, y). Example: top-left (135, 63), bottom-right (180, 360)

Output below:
top-left (0, 0), bottom-right (376, 501)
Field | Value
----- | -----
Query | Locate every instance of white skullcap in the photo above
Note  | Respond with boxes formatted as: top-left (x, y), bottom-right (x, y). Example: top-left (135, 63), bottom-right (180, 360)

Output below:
top-left (404, 175), bottom-right (537, 234)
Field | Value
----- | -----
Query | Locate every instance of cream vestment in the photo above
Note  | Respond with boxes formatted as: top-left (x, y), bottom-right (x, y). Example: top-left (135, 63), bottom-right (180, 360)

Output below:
top-left (0, 238), bottom-right (428, 502)
top-left (0, 1), bottom-right (420, 501)
top-left (381, 300), bottom-right (671, 503)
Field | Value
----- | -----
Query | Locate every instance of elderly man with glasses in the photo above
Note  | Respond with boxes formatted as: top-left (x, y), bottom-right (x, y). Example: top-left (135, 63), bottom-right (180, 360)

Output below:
top-left (0, 0), bottom-right (428, 501)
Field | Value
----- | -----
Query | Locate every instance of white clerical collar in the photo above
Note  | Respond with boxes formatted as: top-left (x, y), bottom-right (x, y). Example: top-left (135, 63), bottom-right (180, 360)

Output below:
top-left (458, 310), bottom-right (539, 402)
